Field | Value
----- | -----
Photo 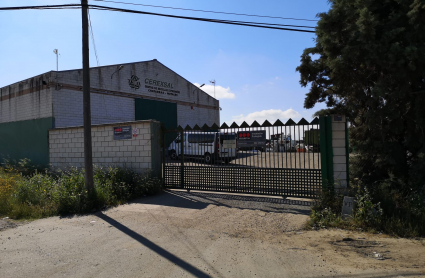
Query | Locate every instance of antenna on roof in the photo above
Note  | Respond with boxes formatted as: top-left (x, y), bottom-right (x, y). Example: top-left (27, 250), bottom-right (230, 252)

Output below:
top-left (53, 49), bottom-right (60, 90)
top-left (209, 79), bottom-right (216, 99)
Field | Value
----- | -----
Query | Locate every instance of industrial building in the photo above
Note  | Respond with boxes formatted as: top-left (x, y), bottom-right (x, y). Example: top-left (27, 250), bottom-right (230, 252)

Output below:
top-left (0, 60), bottom-right (219, 166)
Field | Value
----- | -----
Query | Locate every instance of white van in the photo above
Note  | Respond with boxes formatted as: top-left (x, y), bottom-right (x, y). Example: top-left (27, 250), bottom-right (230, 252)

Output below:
top-left (168, 132), bottom-right (237, 164)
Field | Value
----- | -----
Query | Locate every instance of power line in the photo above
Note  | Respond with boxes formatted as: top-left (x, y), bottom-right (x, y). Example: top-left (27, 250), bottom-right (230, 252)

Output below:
top-left (1, 4), bottom-right (316, 33)
top-left (88, 4), bottom-right (316, 33)
top-left (0, 4), bottom-right (81, 11)
top-left (88, 9), bottom-right (100, 67)
top-left (91, 0), bottom-right (318, 22)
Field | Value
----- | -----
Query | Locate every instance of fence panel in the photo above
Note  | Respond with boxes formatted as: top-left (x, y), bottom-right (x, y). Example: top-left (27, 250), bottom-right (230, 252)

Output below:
top-left (163, 118), bottom-right (322, 198)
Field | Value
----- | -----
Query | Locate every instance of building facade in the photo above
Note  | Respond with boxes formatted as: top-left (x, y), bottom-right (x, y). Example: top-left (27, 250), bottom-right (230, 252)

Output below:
top-left (0, 60), bottom-right (219, 165)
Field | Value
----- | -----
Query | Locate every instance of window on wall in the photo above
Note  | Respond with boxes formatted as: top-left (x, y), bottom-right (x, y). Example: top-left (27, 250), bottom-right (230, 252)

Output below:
top-left (188, 134), bottom-right (215, 143)
top-left (219, 134), bottom-right (236, 144)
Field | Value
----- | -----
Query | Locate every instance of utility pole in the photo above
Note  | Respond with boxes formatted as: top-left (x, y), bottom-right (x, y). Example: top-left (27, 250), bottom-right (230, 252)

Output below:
top-left (81, 0), bottom-right (94, 192)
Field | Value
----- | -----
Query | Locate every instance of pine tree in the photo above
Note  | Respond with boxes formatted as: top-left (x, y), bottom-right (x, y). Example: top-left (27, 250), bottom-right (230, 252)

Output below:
top-left (297, 0), bottom-right (425, 195)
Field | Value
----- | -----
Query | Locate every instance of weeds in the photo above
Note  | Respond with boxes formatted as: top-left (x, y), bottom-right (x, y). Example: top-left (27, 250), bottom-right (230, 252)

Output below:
top-left (0, 160), bottom-right (161, 219)
top-left (309, 181), bottom-right (425, 237)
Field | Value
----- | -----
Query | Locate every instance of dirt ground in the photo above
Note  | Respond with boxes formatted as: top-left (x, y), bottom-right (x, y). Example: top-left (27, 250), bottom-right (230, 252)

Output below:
top-left (1, 190), bottom-right (424, 278)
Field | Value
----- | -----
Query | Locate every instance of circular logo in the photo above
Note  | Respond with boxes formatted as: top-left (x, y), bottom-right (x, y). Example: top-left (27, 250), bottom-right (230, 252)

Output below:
top-left (128, 75), bottom-right (141, 89)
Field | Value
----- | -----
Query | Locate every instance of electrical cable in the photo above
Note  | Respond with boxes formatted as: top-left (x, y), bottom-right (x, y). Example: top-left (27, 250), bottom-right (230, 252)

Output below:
top-left (0, 4), bottom-right (81, 11)
top-left (88, 9), bottom-right (100, 67)
top-left (91, 0), bottom-right (318, 22)
top-left (88, 4), bottom-right (316, 33)
top-left (1, 4), bottom-right (316, 33)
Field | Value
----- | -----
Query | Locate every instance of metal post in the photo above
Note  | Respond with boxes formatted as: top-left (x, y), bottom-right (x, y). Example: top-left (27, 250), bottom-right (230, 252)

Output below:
top-left (53, 49), bottom-right (58, 90)
top-left (162, 128), bottom-right (166, 189)
top-left (82, 0), bottom-right (94, 192)
top-left (180, 131), bottom-right (184, 188)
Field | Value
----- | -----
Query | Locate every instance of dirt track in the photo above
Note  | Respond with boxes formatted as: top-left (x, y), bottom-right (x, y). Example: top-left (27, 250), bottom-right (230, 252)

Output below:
top-left (1, 190), bottom-right (424, 277)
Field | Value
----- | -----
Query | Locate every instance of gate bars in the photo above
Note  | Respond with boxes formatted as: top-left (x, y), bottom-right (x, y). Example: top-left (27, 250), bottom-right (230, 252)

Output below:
top-left (162, 117), bottom-right (322, 198)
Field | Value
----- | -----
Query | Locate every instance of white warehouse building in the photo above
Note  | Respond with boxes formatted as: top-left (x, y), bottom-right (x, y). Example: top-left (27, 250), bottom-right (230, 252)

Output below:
top-left (0, 59), bottom-right (219, 166)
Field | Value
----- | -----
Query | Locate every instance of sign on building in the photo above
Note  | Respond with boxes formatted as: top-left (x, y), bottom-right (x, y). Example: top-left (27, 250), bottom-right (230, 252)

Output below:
top-left (114, 126), bottom-right (132, 140)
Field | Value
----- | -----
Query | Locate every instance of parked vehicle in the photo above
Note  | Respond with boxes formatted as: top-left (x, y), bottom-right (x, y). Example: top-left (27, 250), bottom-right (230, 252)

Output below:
top-left (168, 132), bottom-right (237, 164)
top-left (270, 133), bottom-right (297, 152)
top-left (304, 128), bottom-right (320, 152)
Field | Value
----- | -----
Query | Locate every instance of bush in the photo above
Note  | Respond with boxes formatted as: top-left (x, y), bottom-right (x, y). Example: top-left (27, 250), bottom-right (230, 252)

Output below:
top-left (0, 162), bottom-right (162, 219)
top-left (309, 180), bottom-right (425, 237)
top-left (2, 158), bottom-right (46, 176)
top-left (308, 187), bottom-right (346, 229)
top-left (0, 168), bottom-right (21, 216)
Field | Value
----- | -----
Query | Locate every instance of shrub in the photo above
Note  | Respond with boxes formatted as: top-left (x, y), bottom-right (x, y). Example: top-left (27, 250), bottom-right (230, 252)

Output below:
top-left (0, 163), bottom-right (162, 219)
top-left (2, 158), bottom-right (46, 176)
top-left (353, 186), bottom-right (383, 227)
top-left (0, 168), bottom-right (21, 216)
top-left (309, 180), bottom-right (425, 237)
top-left (308, 187), bottom-right (345, 229)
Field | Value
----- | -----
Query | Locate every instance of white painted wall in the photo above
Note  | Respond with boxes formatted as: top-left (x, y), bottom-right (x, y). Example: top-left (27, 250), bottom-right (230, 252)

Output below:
top-left (331, 115), bottom-right (348, 188)
top-left (177, 104), bottom-right (220, 128)
top-left (55, 60), bottom-right (219, 128)
top-left (1, 60), bottom-right (219, 130)
top-left (52, 89), bottom-right (134, 128)
top-left (0, 73), bottom-right (53, 123)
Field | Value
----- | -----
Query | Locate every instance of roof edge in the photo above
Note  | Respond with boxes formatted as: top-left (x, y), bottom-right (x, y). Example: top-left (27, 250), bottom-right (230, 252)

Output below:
top-left (0, 71), bottom-right (54, 90)
top-left (154, 60), bottom-right (218, 102)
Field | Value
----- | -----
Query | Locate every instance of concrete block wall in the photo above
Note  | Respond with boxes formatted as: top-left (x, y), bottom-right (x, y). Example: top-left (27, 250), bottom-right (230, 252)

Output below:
top-left (52, 89), bottom-right (134, 128)
top-left (177, 104), bottom-right (220, 128)
top-left (49, 120), bottom-right (161, 176)
top-left (0, 72), bottom-right (53, 123)
top-left (331, 115), bottom-right (348, 188)
top-left (1, 60), bottom-right (219, 132)
top-left (56, 60), bottom-right (219, 128)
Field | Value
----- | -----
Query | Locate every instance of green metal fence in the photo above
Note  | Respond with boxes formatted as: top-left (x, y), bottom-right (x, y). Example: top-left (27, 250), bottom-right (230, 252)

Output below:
top-left (162, 118), bottom-right (323, 198)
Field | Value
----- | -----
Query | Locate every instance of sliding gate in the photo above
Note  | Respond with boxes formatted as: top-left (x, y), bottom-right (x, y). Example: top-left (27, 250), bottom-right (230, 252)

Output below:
top-left (162, 118), bottom-right (322, 198)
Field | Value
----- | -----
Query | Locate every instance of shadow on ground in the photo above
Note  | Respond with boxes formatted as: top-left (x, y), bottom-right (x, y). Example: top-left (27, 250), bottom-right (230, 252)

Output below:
top-left (96, 212), bottom-right (212, 278)
top-left (130, 190), bottom-right (312, 215)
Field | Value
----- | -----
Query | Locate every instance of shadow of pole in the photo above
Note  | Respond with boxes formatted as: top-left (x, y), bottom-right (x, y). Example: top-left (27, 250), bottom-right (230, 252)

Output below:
top-left (96, 212), bottom-right (211, 278)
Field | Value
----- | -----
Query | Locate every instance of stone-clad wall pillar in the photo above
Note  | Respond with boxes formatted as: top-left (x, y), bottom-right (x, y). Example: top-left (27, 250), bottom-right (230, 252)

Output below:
top-left (331, 115), bottom-right (349, 190)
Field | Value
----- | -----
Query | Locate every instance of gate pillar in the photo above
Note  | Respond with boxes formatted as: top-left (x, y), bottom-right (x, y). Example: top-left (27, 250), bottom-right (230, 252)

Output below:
top-left (320, 115), bottom-right (349, 192)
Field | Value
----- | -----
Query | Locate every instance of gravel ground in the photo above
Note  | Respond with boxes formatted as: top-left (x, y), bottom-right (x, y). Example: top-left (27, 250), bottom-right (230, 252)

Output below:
top-left (0, 219), bottom-right (17, 231)
top-left (1, 190), bottom-right (424, 278)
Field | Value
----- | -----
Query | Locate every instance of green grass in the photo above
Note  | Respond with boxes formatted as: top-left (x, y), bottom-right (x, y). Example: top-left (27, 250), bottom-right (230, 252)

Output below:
top-left (0, 162), bottom-right (161, 219)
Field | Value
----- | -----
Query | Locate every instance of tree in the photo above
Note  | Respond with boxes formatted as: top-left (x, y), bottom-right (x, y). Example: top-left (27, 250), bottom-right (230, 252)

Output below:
top-left (297, 0), bottom-right (425, 198)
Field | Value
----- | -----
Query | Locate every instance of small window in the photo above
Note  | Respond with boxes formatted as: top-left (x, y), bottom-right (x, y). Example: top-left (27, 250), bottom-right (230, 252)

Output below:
top-left (220, 134), bottom-right (236, 144)
top-left (188, 133), bottom-right (215, 143)
top-left (188, 134), bottom-right (198, 143)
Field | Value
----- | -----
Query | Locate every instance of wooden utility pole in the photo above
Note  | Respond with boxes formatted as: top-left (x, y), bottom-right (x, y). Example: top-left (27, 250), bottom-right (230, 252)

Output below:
top-left (81, 0), bottom-right (94, 192)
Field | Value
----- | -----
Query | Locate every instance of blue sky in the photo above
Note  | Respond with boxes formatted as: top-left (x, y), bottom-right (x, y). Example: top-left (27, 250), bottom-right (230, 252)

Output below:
top-left (0, 0), bottom-right (330, 125)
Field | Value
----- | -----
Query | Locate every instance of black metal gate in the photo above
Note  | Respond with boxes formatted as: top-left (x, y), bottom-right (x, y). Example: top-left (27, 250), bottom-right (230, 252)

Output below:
top-left (162, 118), bottom-right (322, 198)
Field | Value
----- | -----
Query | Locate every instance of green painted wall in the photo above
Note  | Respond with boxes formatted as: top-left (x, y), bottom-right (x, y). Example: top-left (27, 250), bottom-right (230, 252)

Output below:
top-left (0, 117), bottom-right (53, 166)
top-left (135, 99), bottom-right (178, 147)
top-left (319, 116), bottom-right (334, 191)
top-left (150, 121), bottom-right (162, 178)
